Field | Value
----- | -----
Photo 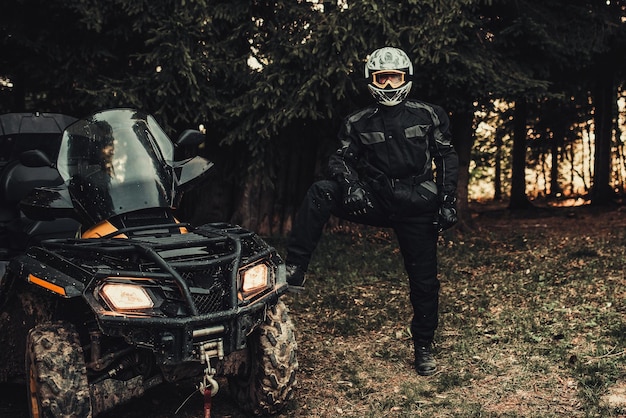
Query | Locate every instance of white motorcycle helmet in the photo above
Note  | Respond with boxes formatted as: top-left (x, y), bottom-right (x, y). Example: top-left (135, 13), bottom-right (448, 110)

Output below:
top-left (365, 47), bottom-right (413, 106)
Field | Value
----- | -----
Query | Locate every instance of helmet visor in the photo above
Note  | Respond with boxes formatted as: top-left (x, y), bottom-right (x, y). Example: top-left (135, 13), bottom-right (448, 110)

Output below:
top-left (371, 70), bottom-right (406, 89)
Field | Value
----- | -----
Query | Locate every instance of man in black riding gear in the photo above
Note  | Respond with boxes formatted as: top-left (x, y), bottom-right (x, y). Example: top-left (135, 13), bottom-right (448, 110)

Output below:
top-left (285, 47), bottom-right (459, 376)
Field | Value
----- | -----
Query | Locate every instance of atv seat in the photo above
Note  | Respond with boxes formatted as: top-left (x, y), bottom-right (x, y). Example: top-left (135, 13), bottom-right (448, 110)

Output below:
top-left (0, 160), bottom-right (79, 250)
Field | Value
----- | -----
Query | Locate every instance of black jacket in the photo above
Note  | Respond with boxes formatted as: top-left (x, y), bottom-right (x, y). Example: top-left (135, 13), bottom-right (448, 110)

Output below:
top-left (328, 99), bottom-right (458, 199)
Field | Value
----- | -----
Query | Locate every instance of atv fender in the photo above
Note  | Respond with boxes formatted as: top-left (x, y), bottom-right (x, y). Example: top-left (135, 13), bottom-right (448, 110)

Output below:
top-left (9, 252), bottom-right (86, 298)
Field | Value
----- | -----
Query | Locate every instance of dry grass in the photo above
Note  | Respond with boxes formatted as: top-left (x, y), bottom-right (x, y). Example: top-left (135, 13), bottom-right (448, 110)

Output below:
top-left (259, 204), bottom-right (626, 418)
top-left (36, 204), bottom-right (626, 418)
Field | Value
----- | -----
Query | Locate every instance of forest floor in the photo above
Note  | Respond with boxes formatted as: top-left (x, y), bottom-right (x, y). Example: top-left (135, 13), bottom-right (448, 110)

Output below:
top-left (2, 201), bottom-right (626, 417)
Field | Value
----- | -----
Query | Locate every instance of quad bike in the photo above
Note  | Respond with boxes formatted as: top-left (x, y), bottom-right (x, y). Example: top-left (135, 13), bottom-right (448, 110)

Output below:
top-left (0, 109), bottom-right (298, 417)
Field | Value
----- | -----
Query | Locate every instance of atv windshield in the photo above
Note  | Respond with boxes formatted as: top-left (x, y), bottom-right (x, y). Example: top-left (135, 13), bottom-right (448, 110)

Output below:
top-left (57, 109), bottom-right (176, 223)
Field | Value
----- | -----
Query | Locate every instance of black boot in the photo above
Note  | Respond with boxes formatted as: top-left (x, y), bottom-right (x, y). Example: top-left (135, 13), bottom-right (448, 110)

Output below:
top-left (285, 264), bottom-right (306, 293)
top-left (414, 343), bottom-right (436, 376)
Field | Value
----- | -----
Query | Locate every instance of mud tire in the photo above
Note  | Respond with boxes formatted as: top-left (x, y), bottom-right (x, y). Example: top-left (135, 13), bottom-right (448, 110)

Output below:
top-left (228, 300), bottom-right (298, 416)
top-left (26, 321), bottom-right (92, 418)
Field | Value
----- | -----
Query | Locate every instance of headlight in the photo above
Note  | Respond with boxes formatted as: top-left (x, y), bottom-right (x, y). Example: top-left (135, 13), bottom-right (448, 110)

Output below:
top-left (241, 263), bottom-right (269, 294)
top-left (100, 283), bottom-right (154, 310)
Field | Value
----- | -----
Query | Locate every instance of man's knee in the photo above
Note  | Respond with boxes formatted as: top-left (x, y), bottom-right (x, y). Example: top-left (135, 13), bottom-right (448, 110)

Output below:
top-left (308, 180), bottom-right (340, 209)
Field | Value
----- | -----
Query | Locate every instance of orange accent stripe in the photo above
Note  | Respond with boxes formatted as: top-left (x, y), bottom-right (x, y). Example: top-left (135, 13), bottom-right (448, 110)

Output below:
top-left (174, 218), bottom-right (188, 234)
top-left (28, 274), bottom-right (66, 296)
top-left (82, 220), bottom-right (128, 239)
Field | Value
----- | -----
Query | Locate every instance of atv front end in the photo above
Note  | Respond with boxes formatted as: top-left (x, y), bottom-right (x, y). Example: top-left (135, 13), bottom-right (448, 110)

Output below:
top-left (10, 221), bottom-right (297, 416)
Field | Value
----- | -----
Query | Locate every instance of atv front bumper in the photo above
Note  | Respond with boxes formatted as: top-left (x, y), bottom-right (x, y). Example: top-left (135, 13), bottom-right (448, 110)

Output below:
top-left (93, 283), bottom-right (288, 365)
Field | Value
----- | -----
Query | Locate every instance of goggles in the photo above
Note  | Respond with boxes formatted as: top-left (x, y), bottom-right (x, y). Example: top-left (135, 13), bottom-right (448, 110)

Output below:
top-left (371, 70), bottom-right (406, 89)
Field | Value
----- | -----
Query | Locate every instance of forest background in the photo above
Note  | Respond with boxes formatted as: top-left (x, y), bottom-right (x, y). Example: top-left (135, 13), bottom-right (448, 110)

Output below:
top-left (1, 0), bottom-right (625, 234)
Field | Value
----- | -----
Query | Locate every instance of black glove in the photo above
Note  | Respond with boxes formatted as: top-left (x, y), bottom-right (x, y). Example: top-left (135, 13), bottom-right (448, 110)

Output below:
top-left (344, 183), bottom-right (372, 216)
top-left (438, 195), bottom-right (458, 232)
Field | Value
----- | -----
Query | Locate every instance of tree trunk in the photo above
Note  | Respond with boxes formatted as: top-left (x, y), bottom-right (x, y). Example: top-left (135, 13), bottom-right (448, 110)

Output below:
top-left (590, 57), bottom-right (616, 206)
top-left (494, 131), bottom-right (503, 201)
top-left (509, 98), bottom-right (532, 209)
top-left (549, 123), bottom-right (563, 197)
top-left (450, 108), bottom-right (475, 231)
top-left (229, 120), bottom-right (330, 235)
top-left (13, 72), bottom-right (26, 111)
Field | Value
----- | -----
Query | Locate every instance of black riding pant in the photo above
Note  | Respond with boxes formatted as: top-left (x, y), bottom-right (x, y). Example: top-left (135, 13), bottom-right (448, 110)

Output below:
top-left (286, 179), bottom-right (440, 343)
